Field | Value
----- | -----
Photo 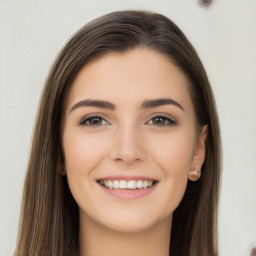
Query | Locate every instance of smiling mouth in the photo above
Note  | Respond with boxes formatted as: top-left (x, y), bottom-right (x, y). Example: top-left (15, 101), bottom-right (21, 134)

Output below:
top-left (97, 179), bottom-right (158, 190)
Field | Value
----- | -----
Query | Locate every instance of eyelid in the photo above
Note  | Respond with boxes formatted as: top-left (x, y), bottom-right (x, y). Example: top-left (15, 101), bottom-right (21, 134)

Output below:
top-left (79, 113), bottom-right (110, 126)
top-left (145, 112), bottom-right (177, 126)
top-left (78, 112), bottom-right (177, 127)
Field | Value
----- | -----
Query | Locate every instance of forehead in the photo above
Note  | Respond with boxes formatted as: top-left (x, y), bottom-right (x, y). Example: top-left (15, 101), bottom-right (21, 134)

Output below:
top-left (64, 48), bottom-right (193, 111)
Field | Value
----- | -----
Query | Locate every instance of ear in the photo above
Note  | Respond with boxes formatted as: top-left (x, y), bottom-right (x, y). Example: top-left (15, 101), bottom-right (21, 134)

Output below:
top-left (57, 149), bottom-right (66, 176)
top-left (189, 125), bottom-right (207, 181)
top-left (57, 159), bottom-right (66, 176)
top-left (60, 164), bottom-right (66, 176)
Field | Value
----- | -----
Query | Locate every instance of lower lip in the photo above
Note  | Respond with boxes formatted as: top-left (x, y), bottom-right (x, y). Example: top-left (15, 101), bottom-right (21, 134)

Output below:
top-left (98, 183), bottom-right (158, 199)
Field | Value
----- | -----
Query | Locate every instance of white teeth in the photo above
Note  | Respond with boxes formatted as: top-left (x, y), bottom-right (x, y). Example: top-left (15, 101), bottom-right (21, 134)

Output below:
top-left (143, 180), bottom-right (149, 188)
top-left (136, 180), bottom-right (143, 189)
top-left (127, 180), bottom-right (137, 189)
top-left (99, 179), bottom-right (156, 189)
top-left (108, 180), bottom-right (114, 189)
top-left (113, 180), bottom-right (119, 189)
top-left (119, 180), bottom-right (128, 189)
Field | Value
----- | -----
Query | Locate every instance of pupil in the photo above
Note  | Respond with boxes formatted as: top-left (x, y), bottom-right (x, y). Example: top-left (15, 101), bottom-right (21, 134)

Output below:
top-left (153, 117), bottom-right (164, 125)
top-left (89, 117), bottom-right (101, 125)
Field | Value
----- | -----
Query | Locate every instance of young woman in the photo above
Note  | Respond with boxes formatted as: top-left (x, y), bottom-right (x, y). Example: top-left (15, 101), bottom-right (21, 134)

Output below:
top-left (14, 10), bottom-right (221, 256)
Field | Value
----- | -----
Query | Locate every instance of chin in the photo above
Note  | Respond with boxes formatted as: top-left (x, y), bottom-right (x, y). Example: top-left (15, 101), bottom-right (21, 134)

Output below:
top-left (104, 218), bottom-right (157, 234)
top-left (88, 206), bottom-right (173, 235)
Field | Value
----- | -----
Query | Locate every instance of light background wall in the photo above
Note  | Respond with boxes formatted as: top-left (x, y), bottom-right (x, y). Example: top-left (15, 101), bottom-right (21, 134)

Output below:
top-left (0, 0), bottom-right (255, 255)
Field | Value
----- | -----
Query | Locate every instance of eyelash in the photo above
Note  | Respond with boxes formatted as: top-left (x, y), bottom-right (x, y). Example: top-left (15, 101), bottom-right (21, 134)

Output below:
top-left (79, 114), bottom-right (177, 127)
top-left (79, 114), bottom-right (109, 127)
top-left (146, 114), bottom-right (177, 126)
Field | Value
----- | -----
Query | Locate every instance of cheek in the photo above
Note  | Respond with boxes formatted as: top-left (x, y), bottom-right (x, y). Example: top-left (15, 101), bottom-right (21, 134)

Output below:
top-left (150, 129), bottom-right (195, 174)
top-left (63, 132), bottom-right (107, 174)
top-left (147, 129), bottom-right (195, 212)
top-left (62, 132), bottom-right (108, 202)
top-left (62, 132), bottom-right (110, 212)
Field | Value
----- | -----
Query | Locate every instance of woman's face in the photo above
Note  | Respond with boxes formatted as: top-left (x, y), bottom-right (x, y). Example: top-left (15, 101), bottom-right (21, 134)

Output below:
top-left (62, 48), bottom-right (206, 233)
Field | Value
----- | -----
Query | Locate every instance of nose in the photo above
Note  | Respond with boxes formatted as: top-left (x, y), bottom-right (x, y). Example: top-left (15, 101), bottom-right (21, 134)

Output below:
top-left (109, 125), bottom-right (147, 165)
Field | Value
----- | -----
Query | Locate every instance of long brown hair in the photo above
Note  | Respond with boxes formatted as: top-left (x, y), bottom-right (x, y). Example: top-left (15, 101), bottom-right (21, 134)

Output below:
top-left (14, 10), bottom-right (221, 256)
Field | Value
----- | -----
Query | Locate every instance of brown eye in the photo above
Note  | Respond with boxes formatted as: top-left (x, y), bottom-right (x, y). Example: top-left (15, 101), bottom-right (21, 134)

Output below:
top-left (148, 115), bottom-right (177, 126)
top-left (88, 117), bottom-right (102, 125)
top-left (80, 116), bottom-right (109, 126)
top-left (152, 117), bottom-right (165, 125)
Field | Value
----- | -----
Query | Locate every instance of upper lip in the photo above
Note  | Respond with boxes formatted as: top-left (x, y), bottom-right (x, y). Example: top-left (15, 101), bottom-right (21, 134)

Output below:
top-left (97, 175), bottom-right (158, 181)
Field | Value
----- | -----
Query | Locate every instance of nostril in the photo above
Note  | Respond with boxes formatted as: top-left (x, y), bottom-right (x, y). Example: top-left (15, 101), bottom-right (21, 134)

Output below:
top-left (115, 157), bottom-right (142, 164)
top-left (198, 0), bottom-right (215, 8)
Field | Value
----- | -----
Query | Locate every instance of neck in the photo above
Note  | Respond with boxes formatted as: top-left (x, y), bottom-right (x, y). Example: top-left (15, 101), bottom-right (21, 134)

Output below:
top-left (79, 214), bottom-right (172, 256)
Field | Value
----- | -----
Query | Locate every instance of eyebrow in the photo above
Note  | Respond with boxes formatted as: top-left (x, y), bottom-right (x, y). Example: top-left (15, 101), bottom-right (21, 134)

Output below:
top-left (69, 99), bottom-right (115, 113)
top-left (69, 98), bottom-right (184, 114)
top-left (141, 98), bottom-right (184, 111)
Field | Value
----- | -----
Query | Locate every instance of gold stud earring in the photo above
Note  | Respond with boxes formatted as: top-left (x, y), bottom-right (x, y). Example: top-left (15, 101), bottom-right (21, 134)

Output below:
top-left (189, 169), bottom-right (201, 181)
